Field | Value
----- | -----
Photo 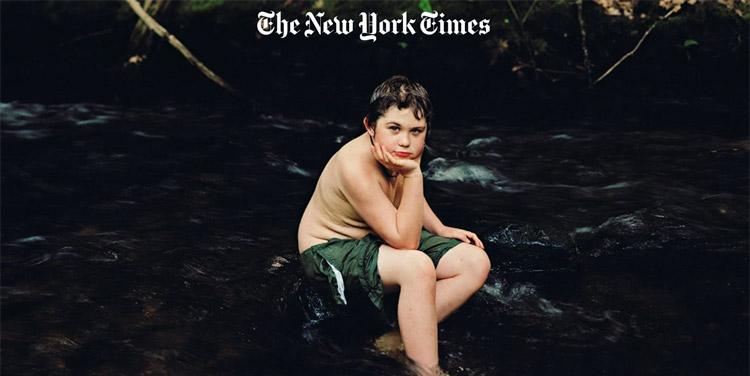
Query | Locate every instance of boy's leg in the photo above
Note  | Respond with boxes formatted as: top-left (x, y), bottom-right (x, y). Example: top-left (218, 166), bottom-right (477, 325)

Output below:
top-left (377, 244), bottom-right (439, 371)
top-left (434, 242), bottom-right (491, 323)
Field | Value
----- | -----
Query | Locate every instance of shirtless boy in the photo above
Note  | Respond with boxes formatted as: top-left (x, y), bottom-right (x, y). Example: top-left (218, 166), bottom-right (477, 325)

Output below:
top-left (297, 75), bottom-right (491, 375)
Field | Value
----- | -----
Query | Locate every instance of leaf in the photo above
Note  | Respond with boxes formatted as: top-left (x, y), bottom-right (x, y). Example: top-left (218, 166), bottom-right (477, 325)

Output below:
top-left (683, 39), bottom-right (699, 48)
top-left (533, 38), bottom-right (548, 54)
top-left (185, 0), bottom-right (224, 13)
top-left (418, 0), bottom-right (433, 13)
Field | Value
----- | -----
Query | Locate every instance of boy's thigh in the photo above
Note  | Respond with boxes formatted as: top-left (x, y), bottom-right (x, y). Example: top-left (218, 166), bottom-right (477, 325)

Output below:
top-left (377, 244), bottom-right (433, 293)
top-left (417, 230), bottom-right (463, 269)
top-left (434, 241), bottom-right (488, 280)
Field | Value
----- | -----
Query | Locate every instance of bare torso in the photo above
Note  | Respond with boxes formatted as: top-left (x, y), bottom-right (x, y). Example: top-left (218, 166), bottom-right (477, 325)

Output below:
top-left (297, 133), bottom-right (404, 252)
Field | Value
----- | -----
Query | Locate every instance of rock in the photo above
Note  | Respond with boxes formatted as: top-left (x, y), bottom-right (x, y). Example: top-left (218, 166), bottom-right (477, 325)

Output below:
top-left (277, 276), bottom-right (390, 344)
top-left (266, 255), bottom-right (290, 274)
top-left (483, 223), bottom-right (573, 271)
top-left (466, 136), bottom-right (500, 148)
top-left (572, 207), bottom-right (710, 257)
top-left (373, 329), bottom-right (404, 355)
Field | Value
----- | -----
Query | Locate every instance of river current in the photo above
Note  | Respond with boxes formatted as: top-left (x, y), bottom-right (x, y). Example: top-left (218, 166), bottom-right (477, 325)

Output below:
top-left (2, 102), bottom-right (747, 375)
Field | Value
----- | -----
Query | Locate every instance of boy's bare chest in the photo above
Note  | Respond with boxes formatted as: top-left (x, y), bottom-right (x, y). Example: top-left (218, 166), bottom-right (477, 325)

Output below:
top-left (379, 176), bottom-right (404, 208)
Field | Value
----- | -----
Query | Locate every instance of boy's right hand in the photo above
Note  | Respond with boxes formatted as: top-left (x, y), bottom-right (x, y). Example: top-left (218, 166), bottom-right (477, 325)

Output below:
top-left (371, 142), bottom-right (421, 177)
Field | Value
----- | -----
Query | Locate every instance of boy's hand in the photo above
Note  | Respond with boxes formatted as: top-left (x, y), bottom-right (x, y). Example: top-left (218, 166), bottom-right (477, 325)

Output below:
top-left (371, 141), bottom-right (420, 177)
top-left (438, 226), bottom-right (485, 249)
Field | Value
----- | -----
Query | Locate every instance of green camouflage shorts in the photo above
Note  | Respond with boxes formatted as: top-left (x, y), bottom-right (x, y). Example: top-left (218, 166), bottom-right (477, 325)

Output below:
top-left (298, 229), bottom-right (461, 314)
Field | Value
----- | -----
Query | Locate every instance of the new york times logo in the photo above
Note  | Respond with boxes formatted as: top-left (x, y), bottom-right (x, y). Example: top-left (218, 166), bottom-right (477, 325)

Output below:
top-left (257, 11), bottom-right (491, 42)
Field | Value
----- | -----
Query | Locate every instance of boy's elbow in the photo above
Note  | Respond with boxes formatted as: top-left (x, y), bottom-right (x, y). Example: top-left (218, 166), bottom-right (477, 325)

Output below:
top-left (389, 241), bottom-right (419, 250)
top-left (388, 234), bottom-right (420, 250)
top-left (381, 226), bottom-right (421, 250)
top-left (403, 235), bottom-right (421, 250)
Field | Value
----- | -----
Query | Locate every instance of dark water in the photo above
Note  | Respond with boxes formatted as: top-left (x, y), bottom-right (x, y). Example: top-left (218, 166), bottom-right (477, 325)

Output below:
top-left (2, 102), bottom-right (748, 375)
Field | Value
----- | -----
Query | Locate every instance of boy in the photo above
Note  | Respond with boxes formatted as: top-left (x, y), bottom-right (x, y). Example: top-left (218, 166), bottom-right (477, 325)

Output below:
top-left (297, 75), bottom-right (490, 375)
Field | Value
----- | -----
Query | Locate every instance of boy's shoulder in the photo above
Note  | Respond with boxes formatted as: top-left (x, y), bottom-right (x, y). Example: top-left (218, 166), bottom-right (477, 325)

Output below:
top-left (329, 135), bottom-right (382, 187)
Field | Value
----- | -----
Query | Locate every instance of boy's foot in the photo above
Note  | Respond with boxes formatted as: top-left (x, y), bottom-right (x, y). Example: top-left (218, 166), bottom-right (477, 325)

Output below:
top-left (373, 329), bottom-right (404, 355)
top-left (406, 361), bottom-right (451, 376)
top-left (374, 331), bottom-right (450, 376)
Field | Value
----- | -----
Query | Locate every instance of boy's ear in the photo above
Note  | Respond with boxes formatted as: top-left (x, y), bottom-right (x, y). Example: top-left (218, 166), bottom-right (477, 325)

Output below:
top-left (363, 117), bottom-right (375, 136)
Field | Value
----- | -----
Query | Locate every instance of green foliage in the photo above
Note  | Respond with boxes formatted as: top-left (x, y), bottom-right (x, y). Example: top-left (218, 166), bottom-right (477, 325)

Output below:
top-left (682, 39), bottom-right (699, 48)
top-left (418, 0), bottom-right (433, 13)
top-left (105, 0), bottom-right (746, 88)
top-left (184, 0), bottom-right (224, 13)
top-left (532, 38), bottom-right (548, 55)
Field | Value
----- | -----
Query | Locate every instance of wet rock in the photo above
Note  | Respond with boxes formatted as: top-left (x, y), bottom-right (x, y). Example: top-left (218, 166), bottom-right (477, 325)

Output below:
top-left (466, 136), bottom-right (500, 148)
top-left (424, 157), bottom-right (519, 193)
top-left (263, 152), bottom-right (312, 177)
top-left (424, 158), bottom-right (499, 185)
top-left (275, 277), bottom-right (340, 334)
top-left (550, 134), bottom-right (573, 140)
top-left (373, 329), bottom-right (404, 356)
top-left (483, 224), bottom-right (573, 271)
top-left (33, 335), bottom-right (81, 354)
top-left (266, 255), bottom-right (290, 274)
top-left (572, 207), bottom-right (710, 257)
top-left (13, 235), bottom-right (46, 243)
top-left (277, 277), bottom-right (392, 346)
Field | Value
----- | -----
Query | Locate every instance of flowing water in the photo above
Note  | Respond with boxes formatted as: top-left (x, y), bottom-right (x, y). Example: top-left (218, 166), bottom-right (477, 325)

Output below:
top-left (2, 102), bottom-right (747, 375)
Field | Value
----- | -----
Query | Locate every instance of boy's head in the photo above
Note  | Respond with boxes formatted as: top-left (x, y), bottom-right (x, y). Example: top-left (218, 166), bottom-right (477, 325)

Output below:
top-left (363, 76), bottom-right (432, 162)
top-left (365, 75), bottom-right (432, 131)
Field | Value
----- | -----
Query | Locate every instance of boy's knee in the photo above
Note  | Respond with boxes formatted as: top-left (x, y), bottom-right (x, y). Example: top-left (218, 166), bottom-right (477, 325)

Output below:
top-left (402, 251), bottom-right (436, 284)
top-left (476, 249), bottom-right (491, 273)
top-left (466, 247), bottom-right (491, 286)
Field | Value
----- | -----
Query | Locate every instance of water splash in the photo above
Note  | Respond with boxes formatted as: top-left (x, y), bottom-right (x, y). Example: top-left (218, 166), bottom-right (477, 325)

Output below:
top-left (424, 157), bottom-right (506, 186)
top-left (264, 152), bottom-right (312, 177)
top-left (466, 136), bottom-right (500, 148)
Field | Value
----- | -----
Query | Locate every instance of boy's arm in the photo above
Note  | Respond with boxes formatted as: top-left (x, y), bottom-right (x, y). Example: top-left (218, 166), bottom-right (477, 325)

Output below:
top-left (423, 199), bottom-right (447, 235)
top-left (340, 161), bottom-right (424, 250)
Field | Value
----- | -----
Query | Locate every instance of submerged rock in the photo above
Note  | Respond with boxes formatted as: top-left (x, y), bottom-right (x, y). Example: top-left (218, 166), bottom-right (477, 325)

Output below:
top-left (483, 223), bottom-right (573, 271)
top-left (423, 157), bottom-right (524, 192)
top-left (572, 207), bottom-right (711, 257)
top-left (424, 158), bottom-right (501, 186)
top-left (266, 255), bottom-right (290, 274)
top-left (466, 136), bottom-right (500, 148)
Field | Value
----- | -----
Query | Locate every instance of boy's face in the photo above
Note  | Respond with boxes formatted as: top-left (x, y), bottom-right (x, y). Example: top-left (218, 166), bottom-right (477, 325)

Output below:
top-left (365, 106), bottom-right (428, 162)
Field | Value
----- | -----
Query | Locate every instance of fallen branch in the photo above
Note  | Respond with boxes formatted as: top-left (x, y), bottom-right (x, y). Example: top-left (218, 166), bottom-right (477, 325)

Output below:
top-left (128, 0), bottom-right (169, 54)
top-left (505, 0), bottom-right (538, 71)
top-left (506, 0), bottom-right (522, 26)
top-left (592, 6), bottom-right (680, 87)
top-left (124, 0), bottom-right (242, 97)
top-left (521, 0), bottom-right (538, 25)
